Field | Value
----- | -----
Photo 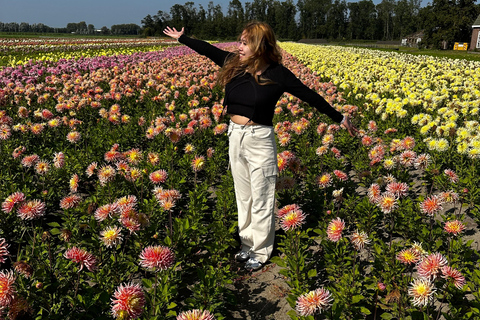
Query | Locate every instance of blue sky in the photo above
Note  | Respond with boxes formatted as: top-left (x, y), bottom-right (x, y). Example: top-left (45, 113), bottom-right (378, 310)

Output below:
top-left (1, 0), bottom-right (430, 29)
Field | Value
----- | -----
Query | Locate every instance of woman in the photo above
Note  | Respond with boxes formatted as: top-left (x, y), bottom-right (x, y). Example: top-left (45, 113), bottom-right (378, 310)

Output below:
top-left (164, 22), bottom-right (357, 271)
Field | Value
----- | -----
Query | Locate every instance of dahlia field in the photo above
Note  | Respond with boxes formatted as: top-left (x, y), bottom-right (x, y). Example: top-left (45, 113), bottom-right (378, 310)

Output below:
top-left (0, 38), bottom-right (479, 320)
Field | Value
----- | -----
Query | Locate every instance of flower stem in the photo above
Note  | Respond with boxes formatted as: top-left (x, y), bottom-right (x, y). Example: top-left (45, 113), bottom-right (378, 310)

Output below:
top-left (153, 271), bottom-right (158, 316)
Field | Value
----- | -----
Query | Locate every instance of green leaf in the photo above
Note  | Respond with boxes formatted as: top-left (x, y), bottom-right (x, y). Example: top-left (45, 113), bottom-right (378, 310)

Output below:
top-left (47, 222), bottom-right (61, 227)
top-left (50, 228), bottom-right (61, 236)
top-left (286, 294), bottom-right (297, 309)
top-left (381, 313), bottom-right (393, 319)
top-left (167, 302), bottom-right (177, 309)
top-left (286, 310), bottom-right (298, 319)
top-left (361, 307), bottom-right (371, 315)
top-left (351, 295), bottom-right (364, 304)
top-left (307, 268), bottom-right (317, 278)
top-left (142, 278), bottom-right (153, 289)
top-left (270, 256), bottom-right (286, 267)
top-left (166, 310), bottom-right (177, 317)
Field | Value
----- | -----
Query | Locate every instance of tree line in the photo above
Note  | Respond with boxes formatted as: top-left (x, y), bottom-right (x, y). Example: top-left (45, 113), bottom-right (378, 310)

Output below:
top-left (2, 0), bottom-right (479, 49)
top-left (142, 0), bottom-right (480, 48)
top-left (0, 21), bottom-right (141, 36)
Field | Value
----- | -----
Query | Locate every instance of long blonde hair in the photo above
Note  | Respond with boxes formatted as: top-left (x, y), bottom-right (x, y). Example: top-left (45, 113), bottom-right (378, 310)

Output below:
top-left (217, 21), bottom-right (283, 86)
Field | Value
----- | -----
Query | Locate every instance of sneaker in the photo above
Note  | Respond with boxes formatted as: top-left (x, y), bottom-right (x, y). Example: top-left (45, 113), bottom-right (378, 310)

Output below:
top-left (235, 250), bottom-right (250, 262)
top-left (245, 258), bottom-right (263, 271)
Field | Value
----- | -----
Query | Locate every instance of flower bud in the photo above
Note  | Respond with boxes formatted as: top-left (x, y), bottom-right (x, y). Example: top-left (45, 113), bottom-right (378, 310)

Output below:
top-left (377, 282), bottom-right (386, 291)
top-left (41, 231), bottom-right (51, 242)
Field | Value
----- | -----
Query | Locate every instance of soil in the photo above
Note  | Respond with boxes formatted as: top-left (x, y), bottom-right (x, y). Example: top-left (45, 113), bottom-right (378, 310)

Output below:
top-left (224, 203), bottom-right (480, 320)
top-left (228, 262), bottom-right (292, 320)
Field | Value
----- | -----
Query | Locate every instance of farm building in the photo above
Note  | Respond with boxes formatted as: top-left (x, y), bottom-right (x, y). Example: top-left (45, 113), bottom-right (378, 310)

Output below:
top-left (470, 14), bottom-right (480, 50)
top-left (401, 31), bottom-right (424, 47)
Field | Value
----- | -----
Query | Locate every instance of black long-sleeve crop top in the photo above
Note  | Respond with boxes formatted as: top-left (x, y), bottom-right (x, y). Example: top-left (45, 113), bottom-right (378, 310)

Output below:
top-left (178, 34), bottom-right (343, 126)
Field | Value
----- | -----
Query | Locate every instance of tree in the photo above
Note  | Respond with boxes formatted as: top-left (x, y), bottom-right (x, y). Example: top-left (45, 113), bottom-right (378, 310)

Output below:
top-left (298, 0), bottom-right (332, 39)
top-left (208, 2), bottom-right (226, 38)
top-left (271, 0), bottom-right (298, 39)
top-left (66, 23), bottom-right (77, 33)
top-left (227, 0), bottom-right (245, 35)
top-left (19, 22), bottom-right (30, 33)
top-left (77, 21), bottom-right (88, 34)
top-left (394, 0), bottom-right (421, 39)
top-left (347, 0), bottom-right (377, 40)
top-left (88, 24), bottom-right (95, 34)
top-left (420, 0), bottom-right (479, 48)
top-left (376, 0), bottom-right (395, 40)
top-left (153, 10), bottom-right (171, 36)
top-left (326, 0), bottom-right (348, 39)
top-left (251, 0), bottom-right (269, 21)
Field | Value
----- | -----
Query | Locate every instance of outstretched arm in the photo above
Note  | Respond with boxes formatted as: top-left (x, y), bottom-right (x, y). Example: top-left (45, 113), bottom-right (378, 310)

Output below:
top-left (163, 26), bottom-right (232, 67)
top-left (282, 66), bottom-right (358, 137)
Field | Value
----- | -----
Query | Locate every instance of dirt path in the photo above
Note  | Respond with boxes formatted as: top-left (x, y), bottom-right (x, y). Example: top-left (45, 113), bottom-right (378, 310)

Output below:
top-left (228, 262), bottom-right (292, 320)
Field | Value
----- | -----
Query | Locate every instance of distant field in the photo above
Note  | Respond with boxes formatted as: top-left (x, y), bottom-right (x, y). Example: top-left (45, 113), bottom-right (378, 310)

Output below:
top-left (312, 41), bottom-right (480, 62)
top-left (0, 32), bottom-right (140, 39)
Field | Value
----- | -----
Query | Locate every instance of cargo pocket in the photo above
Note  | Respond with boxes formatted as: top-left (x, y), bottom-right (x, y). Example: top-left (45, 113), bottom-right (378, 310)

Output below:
top-left (262, 165), bottom-right (278, 185)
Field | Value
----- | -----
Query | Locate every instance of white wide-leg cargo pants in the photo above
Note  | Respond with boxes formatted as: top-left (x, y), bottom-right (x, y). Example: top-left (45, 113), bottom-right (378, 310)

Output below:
top-left (228, 121), bottom-right (278, 263)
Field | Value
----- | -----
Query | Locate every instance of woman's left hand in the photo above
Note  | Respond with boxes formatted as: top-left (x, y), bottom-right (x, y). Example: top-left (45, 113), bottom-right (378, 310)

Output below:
top-left (163, 26), bottom-right (184, 40)
top-left (341, 115), bottom-right (359, 137)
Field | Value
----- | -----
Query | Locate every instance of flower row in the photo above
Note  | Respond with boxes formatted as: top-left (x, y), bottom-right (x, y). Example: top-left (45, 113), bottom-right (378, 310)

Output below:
top-left (280, 43), bottom-right (480, 159)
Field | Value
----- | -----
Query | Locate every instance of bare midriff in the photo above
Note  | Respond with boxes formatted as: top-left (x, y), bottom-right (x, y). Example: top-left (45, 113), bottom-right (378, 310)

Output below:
top-left (229, 114), bottom-right (259, 126)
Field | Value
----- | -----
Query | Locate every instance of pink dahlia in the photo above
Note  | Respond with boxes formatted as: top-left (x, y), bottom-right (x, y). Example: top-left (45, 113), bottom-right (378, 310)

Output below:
top-left (17, 199), bottom-right (46, 220)
top-left (2, 192), bottom-right (25, 213)
top-left (176, 309), bottom-right (216, 320)
top-left (0, 238), bottom-right (9, 264)
top-left (111, 282), bottom-right (145, 320)
top-left (327, 217), bottom-right (345, 242)
top-left (0, 270), bottom-right (16, 307)
top-left (444, 220), bottom-right (466, 236)
top-left (94, 203), bottom-right (119, 221)
top-left (417, 253), bottom-right (448, 280)
top-left (444, 169), bottom-right (459, 183)
top-left (149, 170), bottom-right (168, 184)
top-left (60, 194), bottom-right (82, 210)
top-left (139, 245), bottom-right (175, 271)
top-left (295, 287), bottom-right (333, 316)
top-left (64, 247), bottom-right (97, 272)
top-left (441, 266), bottom-right (466, 289)
top-left (277, 204), bottom-right (301, 219)
top-left (281, 209), bottom-right (307, 231)
top-left (420, 195), bottom-right (443, 216)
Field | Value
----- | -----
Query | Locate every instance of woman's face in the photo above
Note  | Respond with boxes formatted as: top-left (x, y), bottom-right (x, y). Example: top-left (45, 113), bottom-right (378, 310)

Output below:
top-left (238, 32), bottom-right (253, 61)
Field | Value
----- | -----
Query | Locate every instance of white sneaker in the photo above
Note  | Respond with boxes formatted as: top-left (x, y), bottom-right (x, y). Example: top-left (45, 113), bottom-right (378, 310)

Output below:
top-left (245, 258), bottom-right (263, 271)
top-left (234, 250), bottom-right (250, 262)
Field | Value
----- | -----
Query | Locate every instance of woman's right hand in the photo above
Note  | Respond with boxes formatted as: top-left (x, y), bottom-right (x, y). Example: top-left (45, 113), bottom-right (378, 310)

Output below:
top-left (163, 26), bottom-right (184, 40)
